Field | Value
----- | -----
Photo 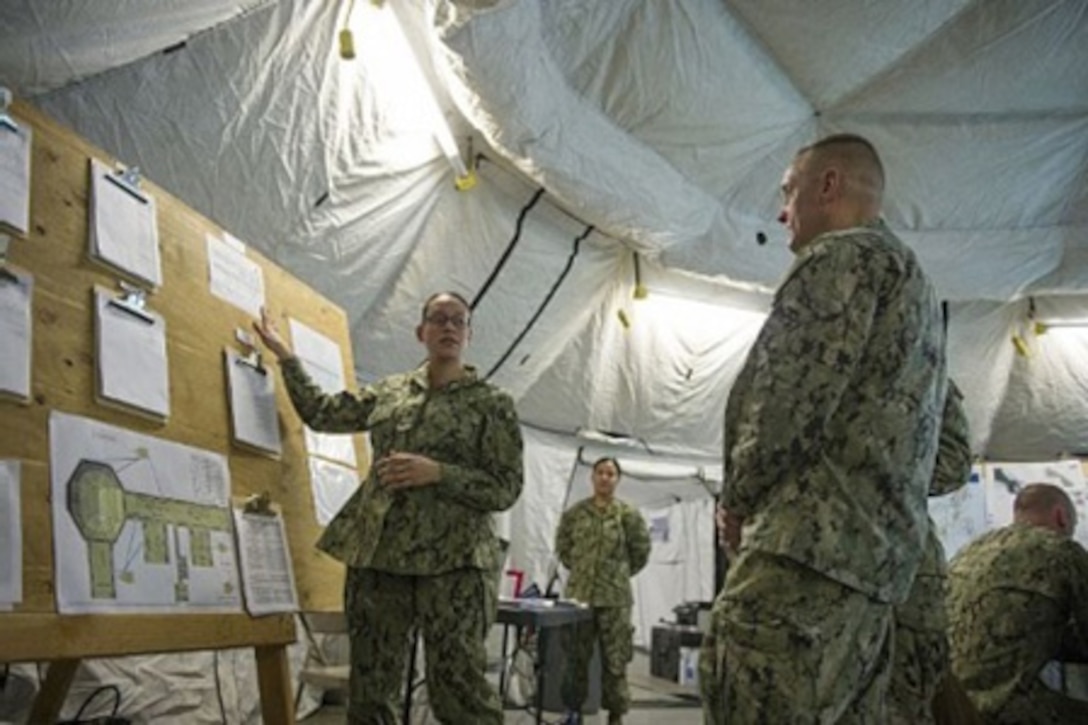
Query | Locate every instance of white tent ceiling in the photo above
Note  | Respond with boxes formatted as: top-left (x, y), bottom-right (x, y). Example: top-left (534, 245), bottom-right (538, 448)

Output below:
top-left (3, 0), bottom-right (1088, 465)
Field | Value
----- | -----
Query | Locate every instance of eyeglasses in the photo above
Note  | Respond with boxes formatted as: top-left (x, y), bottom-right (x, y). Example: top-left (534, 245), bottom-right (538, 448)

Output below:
top-left (424, 313), bottom-right (469, 329)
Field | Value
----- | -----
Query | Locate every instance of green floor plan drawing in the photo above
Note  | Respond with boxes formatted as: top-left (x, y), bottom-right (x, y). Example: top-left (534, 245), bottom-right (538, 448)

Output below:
top-left (51, 412), bottom-right (242, 614)
top-left (67, 459), bottom-right (234, 600)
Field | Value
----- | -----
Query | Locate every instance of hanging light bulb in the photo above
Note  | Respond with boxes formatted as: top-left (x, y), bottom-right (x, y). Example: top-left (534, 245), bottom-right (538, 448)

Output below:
top-left (339, 0), bottom-right (357, 59)
top-left (633, 253), bottom-right (648, 300)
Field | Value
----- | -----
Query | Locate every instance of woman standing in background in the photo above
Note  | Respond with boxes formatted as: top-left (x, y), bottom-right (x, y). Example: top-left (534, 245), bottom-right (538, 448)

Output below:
top-left (555, 457), bottom-right (651, 725)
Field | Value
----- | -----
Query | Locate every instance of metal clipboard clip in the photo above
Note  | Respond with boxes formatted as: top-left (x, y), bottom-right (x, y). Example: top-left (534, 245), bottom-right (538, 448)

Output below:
top-left (234, 328), bottom-right (266, 376)
top-left (241, 491), bottom-right (275, 516)
top-left (105, 164), bottom-right (149, 204)
top-left (0, 86), bottom-right (18, 133)
top-left (0, 235), bottom-right (21, 285)
top-left (106, 280), bottom-right (155, 325)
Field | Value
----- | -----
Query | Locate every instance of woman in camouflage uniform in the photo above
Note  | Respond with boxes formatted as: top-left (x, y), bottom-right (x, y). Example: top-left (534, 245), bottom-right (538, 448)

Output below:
top-left (555, 457), bottom-right (651, 725)
top-left (254, 291), bottom-right (523, 725)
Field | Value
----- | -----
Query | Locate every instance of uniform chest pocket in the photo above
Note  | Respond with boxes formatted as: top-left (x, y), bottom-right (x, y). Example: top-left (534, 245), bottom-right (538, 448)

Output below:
top-left (599, 518), bottom-right (626, 554)
top-left (415, 401), bottom-right (487, 462)
top-left (367, 402), bottom-right (418, 450)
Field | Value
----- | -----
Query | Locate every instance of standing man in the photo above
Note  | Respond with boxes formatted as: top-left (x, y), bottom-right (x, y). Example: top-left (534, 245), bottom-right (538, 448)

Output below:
top-left (700, 134), bottom-right (947, 723)
top-left (946, 483), bottom-right (1088, 723)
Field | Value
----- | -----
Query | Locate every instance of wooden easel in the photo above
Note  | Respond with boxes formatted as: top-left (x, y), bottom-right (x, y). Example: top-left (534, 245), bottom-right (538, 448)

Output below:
top-left (0, 102), bottom-right (357, 721)
top-left (3, 613), bottom-right (296, 723)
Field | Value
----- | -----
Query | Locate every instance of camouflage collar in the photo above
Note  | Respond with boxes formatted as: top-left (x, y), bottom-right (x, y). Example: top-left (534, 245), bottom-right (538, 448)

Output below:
top-left (407, 363), bottom-right (480, 392)
top-left (797, 217), bottom-right (888, 261)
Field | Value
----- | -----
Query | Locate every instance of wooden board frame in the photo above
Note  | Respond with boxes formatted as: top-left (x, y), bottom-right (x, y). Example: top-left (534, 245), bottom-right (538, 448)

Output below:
top-left (0, 101), bottom-right (365, 723)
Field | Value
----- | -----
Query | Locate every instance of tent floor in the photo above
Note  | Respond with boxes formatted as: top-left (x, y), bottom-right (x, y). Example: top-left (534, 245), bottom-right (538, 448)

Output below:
top-left (303, 650), bottom-right (703, 724)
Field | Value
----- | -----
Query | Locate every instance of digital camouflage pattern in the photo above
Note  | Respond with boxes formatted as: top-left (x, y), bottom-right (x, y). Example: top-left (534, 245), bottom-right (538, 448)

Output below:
top-left (344, 566), bottom-right (501, 725)
top-left (560, 605), bottom-right (634, 716)
top-left (720, 219), bottom-right (946, 604)
top-left (705, 220), bottom-right (945, 723)
top-left (280, 358), bottom-right (522, 724)
top-left (555, 497), bottom-right (651, 607)
top-left (281, 358), bottom-right (524, 573)
top-left (927, 382), bottom-right (971, 498)
top-left (947, 522), bottom-right (1088, 723)
top-left (889, 381), bottom-right (972, 725)
top-left (699, 550), bottom-right (892, 724)
top-left (555, 497), bottom-right (650, 717)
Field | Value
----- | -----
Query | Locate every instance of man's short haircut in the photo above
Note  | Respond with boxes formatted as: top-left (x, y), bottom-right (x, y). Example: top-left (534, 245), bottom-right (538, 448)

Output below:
top-left (1014, 482), bottom-right (1075, 525)
top-left (420, 291), bottom-right (472, 323)
top-left (800, 133), bottom-right (886, 192)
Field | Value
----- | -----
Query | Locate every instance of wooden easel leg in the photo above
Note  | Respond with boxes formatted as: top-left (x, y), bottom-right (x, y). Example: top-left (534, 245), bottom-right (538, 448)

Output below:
top-left (256, 644), bottom-right (296, 725)
top-left (29, 658), bottom-right (81, 724)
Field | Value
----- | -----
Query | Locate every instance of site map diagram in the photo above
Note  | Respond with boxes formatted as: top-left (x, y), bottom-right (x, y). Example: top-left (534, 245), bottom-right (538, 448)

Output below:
top-left (50, 411), bottom-right (242, 614)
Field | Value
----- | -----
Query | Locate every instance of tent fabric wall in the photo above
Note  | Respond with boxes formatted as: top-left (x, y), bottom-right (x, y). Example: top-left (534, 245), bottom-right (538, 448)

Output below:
top-left (3, 0), bottom-right (1088, 718)
top-left (5, 0), bottom-right (1088, 459)
top-left (7, 0), bottom-right (1086, 460)
top-left (633, 498), bottom-right (716, 649)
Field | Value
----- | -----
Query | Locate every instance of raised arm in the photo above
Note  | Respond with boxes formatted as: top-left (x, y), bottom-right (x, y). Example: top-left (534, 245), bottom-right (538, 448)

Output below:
top-left (254, 307), bottom-right (378, 432)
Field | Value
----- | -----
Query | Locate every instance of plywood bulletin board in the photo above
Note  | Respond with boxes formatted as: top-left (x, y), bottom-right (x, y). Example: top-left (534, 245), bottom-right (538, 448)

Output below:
top-left (0, 101), bottom-right (365, 721)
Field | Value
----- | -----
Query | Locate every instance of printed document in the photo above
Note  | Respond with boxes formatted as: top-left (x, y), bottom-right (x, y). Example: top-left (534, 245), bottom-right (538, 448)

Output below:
top-left (232, 507), bottom-right (298, 616)
top-left (289, 318), bottom-right (358, 466)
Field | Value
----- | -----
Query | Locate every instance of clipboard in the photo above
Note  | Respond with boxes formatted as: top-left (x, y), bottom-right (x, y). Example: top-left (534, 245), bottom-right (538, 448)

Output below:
top-left (0, 94), bottom-right (32, 237)
top-left (0, 246), bottom-right (33, 403)
top-left (87, 158), bottom-right (163, 288)
top-left (93, 283), bottom-right (170, 420)
top-left (225, 329), bottom-right (283, 457)
top-left (231, 493), bottom-right (300, 616)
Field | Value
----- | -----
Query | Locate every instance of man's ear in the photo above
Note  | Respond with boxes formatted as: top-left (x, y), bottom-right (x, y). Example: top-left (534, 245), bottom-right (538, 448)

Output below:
top-left (1054, 505), bottom-right (1071, 536)
top-left (416, 324), bottom-right (425, 343)
top-left (821, 167), bottom-right (842, 200)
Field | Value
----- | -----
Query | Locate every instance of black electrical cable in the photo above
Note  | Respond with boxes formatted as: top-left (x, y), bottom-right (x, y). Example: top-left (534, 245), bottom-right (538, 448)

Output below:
top-left (470, 187), bottom-right (546, 311)
top-left (485, 225), bottom-right (593, 380)
top-left (214, 650), bottom-right (227, 724)
top-left (69, 683), bottom-right (121, 723)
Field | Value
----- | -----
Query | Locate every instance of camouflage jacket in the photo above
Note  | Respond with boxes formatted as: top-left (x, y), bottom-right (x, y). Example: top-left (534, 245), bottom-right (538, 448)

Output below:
top-left (929, 381), bottom-right (971, 497)
top-left (722, 219), bottom-right (946, 603)
top-left (898, 380), bottom-right (973, 632)
top-left (946, 523), bottom-right (1088, 713)
top-left (555, 497), bottom-right (651, 607)
top-left (281, 358), bottom-right (524, 574)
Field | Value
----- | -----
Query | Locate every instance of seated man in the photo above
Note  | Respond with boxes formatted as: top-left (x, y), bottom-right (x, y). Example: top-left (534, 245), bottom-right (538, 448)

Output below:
top-left (947, 483), bottom-right (1088, 723)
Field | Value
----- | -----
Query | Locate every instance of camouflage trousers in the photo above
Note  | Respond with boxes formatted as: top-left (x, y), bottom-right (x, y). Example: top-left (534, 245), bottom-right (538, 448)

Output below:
top-left (560, 605), bottom-right (634, 715)
top-left (343, 566), bottom-right (502, 725)
top-left (699, 550), bottom-right (893, 724)
top-left (889, 528), bottom-right (951, 724)
top-left (888, 622), bottom-right (947, 724)
top-left (978, 679), bottom-right (1088, 724)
